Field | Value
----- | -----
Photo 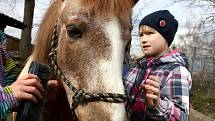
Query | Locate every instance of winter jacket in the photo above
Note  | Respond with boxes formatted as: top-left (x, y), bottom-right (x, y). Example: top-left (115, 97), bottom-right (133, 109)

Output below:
top-left (124, 50), bottom-right (192, 121)
top-left (0, 30), bottom-right (18, 120)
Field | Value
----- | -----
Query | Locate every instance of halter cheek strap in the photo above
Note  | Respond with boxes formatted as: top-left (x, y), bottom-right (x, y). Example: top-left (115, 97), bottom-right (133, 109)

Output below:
top-left (49, 25), bottom-right (127, 121)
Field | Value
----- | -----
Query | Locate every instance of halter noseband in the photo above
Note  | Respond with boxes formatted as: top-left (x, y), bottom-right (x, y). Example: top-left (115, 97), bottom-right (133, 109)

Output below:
top-left (49, 25), bottom-right (127, 121)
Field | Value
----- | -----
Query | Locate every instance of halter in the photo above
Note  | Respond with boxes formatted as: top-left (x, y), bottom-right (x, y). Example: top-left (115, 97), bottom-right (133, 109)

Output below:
top-left (49, 25), bottom-right (127, 121)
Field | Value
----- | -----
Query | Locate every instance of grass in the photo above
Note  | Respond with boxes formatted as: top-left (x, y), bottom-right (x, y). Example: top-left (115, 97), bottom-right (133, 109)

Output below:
top-left (191, 89), bottom-right (215, 119)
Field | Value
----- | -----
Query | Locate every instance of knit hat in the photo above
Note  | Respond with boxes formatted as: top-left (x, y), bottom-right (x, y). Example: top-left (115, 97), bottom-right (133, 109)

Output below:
top-left (139, 10), bottom-right (178, 46)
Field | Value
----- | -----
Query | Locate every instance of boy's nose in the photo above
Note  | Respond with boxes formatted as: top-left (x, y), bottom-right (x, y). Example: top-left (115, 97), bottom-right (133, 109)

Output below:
top-left (140, 37), bottom-right (147, 43)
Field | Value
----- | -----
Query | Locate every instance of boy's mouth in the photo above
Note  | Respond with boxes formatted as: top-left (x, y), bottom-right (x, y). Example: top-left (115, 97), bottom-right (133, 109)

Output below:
top-left (143, 45), bottom-right (151, 49)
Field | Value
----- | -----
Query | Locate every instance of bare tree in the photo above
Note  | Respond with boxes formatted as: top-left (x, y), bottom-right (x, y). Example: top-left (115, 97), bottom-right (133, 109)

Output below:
top-left (172, 0), bottom-right (215, 32)
top-left (177, 21), bottom-right (214, 52)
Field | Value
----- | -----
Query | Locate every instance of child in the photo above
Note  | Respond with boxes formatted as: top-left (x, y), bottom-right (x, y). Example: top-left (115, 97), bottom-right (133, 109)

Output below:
top-left (124, 10), bottom-right (192, 121)
top-left (0, 30), bottom-right (51, 120)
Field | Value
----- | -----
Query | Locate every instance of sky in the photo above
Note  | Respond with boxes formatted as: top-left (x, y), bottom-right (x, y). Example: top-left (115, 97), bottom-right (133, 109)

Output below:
top-left (0, 0), bottom-right (207, 55)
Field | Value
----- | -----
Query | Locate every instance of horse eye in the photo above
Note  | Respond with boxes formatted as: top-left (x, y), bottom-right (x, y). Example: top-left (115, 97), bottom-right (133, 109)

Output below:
top-left (66, 25), bottom-right (82, 39)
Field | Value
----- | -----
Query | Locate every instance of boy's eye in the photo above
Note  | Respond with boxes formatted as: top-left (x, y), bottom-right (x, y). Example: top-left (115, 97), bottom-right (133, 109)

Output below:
top-left (145, 32), bottom-right (154, 35)
top-left (139, 33), bottom-right (143, 37)
top-left (139, 31), bottom-right (154, 37)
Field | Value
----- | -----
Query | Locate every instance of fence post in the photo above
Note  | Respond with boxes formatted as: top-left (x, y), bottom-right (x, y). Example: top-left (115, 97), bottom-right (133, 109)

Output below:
top-left (213, 50), bottom-right (215, 90)
top-left (191, 47), bottom-right (197, 75)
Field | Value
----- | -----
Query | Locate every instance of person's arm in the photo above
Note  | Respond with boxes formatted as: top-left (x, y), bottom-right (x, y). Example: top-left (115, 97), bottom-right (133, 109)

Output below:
top-left (0, 74), bottom-right (45, 120)
top-left (0, 31), bottom-right (18, 119)
top-left (2, 37), bottom-right (19, 85)
top-left (144, 66), bottom-right (192, 121)
top-left (4, 55), bottom-right (19, 86)
top-left (0, 85), bottom-right (18, 120)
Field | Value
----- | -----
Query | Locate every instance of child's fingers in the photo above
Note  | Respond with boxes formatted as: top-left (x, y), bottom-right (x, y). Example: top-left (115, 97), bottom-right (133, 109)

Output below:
top-left (22, 86), bottom-right (43, 100)
top-left (140, 76), bottom-right (160, 108)
top-left (21, 92), bottom-right (38, 103)
top-left (149, 76), bottom-right (159, 83)
top-left (23, 78), bottom-right (45, 92)
top-left (48, 80), bottom-right (59, 87)
top-left (145, 90), bottom-right (155, 107)
top-left (146, 79), bottom-right (159, 89)
top-left (146, 96), bottom-right (154, 106)
top-left (141, 84), bottom-right (159, 108)
top-left (146, 93), bottom-right (159, 100)
top-left (144, 85), bottom-right (159, 95)
top-left (140, 83), bottom-right (146, 91)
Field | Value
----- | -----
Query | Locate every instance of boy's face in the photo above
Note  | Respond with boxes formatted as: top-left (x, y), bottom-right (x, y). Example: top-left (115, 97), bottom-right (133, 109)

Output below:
top-left (139, 25), bottom-right (169, 58)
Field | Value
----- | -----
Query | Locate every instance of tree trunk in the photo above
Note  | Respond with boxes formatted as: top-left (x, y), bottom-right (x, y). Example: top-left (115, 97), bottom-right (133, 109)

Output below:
top-left (20, 0), bottom-right (35, 62)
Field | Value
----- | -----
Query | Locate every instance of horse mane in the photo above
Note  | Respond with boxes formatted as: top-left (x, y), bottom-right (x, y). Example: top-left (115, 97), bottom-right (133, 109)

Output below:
top-left (81, 0), bottom-right (135, 23)
top-left (33, 1), bottom-right (61, 64)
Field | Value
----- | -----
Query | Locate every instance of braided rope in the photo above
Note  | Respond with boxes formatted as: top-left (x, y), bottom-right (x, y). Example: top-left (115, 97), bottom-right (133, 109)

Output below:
top-left (49, 26), bottom-right (78, 92)
top-left (49, 25), bottom-right (127, 121)
top-left (72, 90), bottom-right (127, 108)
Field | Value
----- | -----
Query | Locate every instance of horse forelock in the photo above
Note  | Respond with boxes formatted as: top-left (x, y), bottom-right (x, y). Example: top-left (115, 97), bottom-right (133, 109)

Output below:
top-left (81, 0), bottom-right (133, 23)
top-left (60, 0), bottom-right (133, 25)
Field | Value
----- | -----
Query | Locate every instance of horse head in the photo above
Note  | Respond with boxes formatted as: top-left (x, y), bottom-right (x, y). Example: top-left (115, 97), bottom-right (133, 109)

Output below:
top-left (20, 0), bottom-right (138, 121)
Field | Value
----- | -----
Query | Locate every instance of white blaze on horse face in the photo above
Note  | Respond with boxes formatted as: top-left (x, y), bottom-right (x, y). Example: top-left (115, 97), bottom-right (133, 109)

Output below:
top-left (100, 17), bottom-right (126, 121)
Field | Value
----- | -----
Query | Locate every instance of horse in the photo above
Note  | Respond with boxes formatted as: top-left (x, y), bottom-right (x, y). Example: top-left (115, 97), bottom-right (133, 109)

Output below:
top-left (18, 0), bottom-right (138, 121)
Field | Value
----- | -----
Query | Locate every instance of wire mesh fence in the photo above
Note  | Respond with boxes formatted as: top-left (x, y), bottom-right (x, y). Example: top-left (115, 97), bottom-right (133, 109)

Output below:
top-left (183, 47), bottom-right (215, 96)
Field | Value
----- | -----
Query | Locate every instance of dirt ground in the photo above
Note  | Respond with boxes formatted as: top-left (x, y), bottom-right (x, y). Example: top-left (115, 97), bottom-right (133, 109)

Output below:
top-left (189, 108), bottom-right (215, 121)
top-left (6, 109), bottom-right (215, 121)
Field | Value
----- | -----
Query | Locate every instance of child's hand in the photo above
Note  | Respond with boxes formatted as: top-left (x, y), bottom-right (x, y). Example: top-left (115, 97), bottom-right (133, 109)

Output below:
top-left (47, 80), bottom-right (60, 101)
top-left (48, 80), bottom-right (59, 87)
top-left (10, 74), bottom-right (45, 103)
top-left (141, 76), bottom-right (160, 108)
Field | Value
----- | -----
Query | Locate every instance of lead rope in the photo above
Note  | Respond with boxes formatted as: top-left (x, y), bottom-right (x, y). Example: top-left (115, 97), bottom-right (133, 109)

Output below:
top-left (49, 25), bottom-right (127, 121)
